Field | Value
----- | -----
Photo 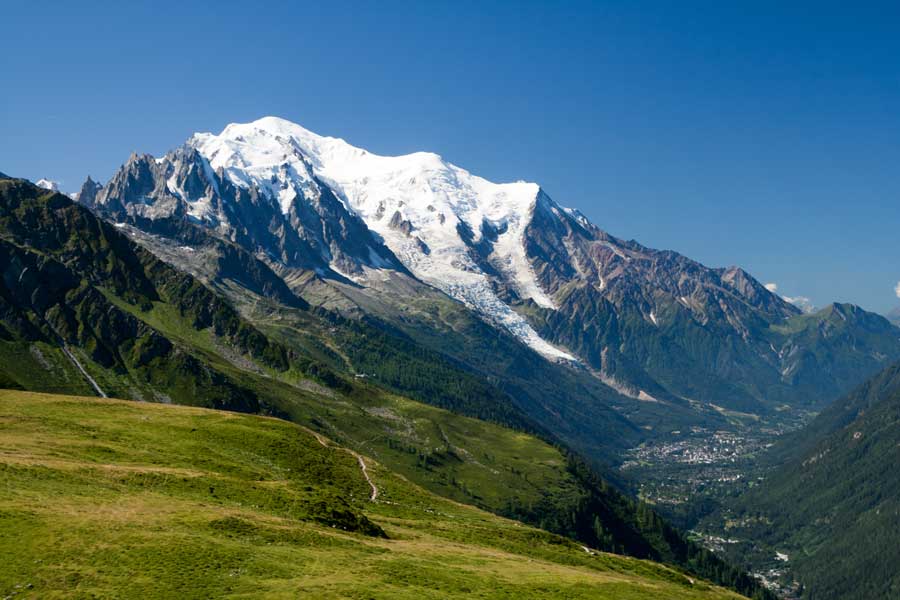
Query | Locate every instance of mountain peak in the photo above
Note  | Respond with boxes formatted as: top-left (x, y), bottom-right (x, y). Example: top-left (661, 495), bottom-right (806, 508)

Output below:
top-left (176, 117), bottom-right (567, 358)
top-left (35, 178), bottom-right (60, 192)
top-left (74, 175), bottom-right (103, 205)
top-left (192, 116), bottom-right (540, 200)
top-left (225, 115), bottom-right (324, 139)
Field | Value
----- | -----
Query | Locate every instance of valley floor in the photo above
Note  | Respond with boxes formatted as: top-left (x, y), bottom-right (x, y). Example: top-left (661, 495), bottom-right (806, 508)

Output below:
top-left (620, 407), bottom-right (815, 596)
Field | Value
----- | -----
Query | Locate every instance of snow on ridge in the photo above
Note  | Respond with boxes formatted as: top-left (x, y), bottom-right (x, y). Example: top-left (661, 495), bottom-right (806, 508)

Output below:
top-left (163, 152), bottom-right (219, 224)
top-left (187, 116), bottom-right (572, 360)
top-left (35, 178), bottom-right (60, 191)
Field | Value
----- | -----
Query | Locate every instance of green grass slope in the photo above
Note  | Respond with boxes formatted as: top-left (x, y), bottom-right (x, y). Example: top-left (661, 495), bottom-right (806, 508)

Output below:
top-left (0, 390), bottom-right (746, 600)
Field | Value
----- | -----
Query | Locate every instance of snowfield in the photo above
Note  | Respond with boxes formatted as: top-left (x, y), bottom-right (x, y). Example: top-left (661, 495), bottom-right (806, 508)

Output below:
top-left (35, 178), bottom-right (60, 192)
top-left (189, 117), bottom-right (575, 361)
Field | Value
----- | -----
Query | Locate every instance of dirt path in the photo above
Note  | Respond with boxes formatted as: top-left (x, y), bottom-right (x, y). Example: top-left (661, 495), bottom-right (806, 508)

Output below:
top-left (356, 454), bottom-right (378, 501)
top-left (309, 430), bottom-right (378, 501)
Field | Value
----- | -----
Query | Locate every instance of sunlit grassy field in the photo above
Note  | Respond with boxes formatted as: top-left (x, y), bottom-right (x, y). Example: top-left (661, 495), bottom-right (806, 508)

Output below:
top-left (0, 390), bottom-right (746, 599)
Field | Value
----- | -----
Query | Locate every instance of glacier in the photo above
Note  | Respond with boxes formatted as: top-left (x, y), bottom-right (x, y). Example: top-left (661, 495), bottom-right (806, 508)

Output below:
top-left (189, 116), bottom-right (575, 361)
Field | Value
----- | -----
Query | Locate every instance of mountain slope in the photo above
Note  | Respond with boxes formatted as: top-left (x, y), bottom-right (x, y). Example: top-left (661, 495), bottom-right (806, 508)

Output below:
top-left (0, 175), bottom-right (540, 433)
top-left (523, 197), bottom-right (900, 412)
top-left (81, 199), bottom-right (642, 458)
top-left (0, 176), bottom-right (306, 408)
top-left (0, 174), bottom-right (773, 599)
top-left (81, 161), bottom-right (652, 463)
top-left (88, 116), bottom-right (900, 420)
top-left (0, 390), bottom-right (750, 600)
top-left (703, 360), bottom-right (900, 599)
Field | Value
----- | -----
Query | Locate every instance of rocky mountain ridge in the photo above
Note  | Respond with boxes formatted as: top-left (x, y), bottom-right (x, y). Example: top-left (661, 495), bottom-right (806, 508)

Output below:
top-left (78, 116), bottom-right (900, 413)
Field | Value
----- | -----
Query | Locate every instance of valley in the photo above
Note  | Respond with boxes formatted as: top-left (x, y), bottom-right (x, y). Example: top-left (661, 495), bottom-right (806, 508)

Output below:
top-left (6, 4), bottom-right (900, 598)
top-left (3, 113), bottom-right (898, 600)
top-left (691, 362), bottom-right (900, 600)
top-left (622, 408), bottom-right (813, 515)
top-left (619, 407), bottom-right (822, 597)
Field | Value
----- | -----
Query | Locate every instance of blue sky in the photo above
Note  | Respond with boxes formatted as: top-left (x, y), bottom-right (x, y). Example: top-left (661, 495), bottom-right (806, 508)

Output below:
top-left (2, 1), bottom-right (899, 313)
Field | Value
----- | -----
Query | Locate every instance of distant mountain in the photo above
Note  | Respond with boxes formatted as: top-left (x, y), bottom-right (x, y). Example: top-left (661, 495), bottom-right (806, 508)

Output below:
top-left (523, 213), bottom-right (898, 412)
top-left (85, 116), bottom-right (900, 421)
top-left (70, 174), bottom-right (102, 203)
top-left (35, 178), bottom-right (59, 191)
top-left (887, 306), bottom-right (900, 326)
top-left (711, 359), bottom-right (900, 599)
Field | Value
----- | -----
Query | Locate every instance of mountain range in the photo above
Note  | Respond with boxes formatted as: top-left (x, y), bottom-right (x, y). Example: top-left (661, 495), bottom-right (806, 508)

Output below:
top-left (80, 117), bottom-right (900, 424)
top-left (0, 173), bottom-right (774, 599)
top-left (6, 115), bottom-right (900, 599)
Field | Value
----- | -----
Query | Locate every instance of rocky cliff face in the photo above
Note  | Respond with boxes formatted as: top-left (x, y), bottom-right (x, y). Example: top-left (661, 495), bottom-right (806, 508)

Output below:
top-left (89, 144), bottom-right (404, 279)
top-left (72, 175), bottom-right (102, 205)
top-left (521, 194), bottom-right (900, 409)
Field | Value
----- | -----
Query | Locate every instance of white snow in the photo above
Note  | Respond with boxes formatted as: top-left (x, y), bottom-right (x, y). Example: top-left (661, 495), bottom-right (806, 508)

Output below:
top-left (188, 117), bottom-right (574, 361)
top-left (35, 178), bottom-right (59, 191)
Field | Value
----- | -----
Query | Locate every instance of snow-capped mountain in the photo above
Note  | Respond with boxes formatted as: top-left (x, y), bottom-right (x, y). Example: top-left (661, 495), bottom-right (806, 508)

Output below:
top-left (190, 117), bottom-right (574, 359)
top-left (89, 116), bottom-right (576, 360)
top-left (89, 144), bottom-right (403, 278)
top-left (35, 178), bottom-right (60, 192)
top-left (85, 116), bottom-right (900, 410)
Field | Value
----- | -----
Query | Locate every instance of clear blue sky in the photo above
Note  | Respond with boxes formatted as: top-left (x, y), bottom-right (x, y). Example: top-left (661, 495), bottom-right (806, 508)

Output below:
top-left (3, 1), bottom-right (899, 313)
